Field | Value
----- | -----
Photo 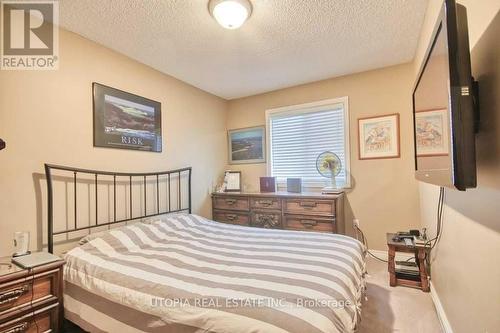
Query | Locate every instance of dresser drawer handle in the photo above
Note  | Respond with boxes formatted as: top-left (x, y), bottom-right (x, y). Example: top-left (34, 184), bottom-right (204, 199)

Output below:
top-left (255, 214), bottom-right (280, 228)
top-left (226, 214), bottom-right (238, 221)
top-left (1, 322), bottom-right (29, 333)
top-left (225, 199), bottom-right (237, 205)
top-left (300, 220), bottom-right (318, 228)
top-left (258, 200), bottom-right (273, 207)
top-left (0, 285), bottom-right (30, 305)
top-left (299, 202), bottom-right (317, 208)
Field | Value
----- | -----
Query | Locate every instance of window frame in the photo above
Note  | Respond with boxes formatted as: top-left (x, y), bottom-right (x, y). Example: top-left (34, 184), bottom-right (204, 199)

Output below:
top-left (265, 97), bottom-right (351, 189)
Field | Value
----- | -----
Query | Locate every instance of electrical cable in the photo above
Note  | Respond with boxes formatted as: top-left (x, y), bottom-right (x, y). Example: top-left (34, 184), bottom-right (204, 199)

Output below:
top-left (28, 268), bottom-right (39, 333)
top-left (354, 187), bottom-right (446, 265)
top-left (424, 187), bottom-right (445, 267)
top-left (432, 187), bottom-right (446, 250)
top-left (424, 187), bottom-right (445, 249)
top-left (353, 224), bottom-right (388, 263)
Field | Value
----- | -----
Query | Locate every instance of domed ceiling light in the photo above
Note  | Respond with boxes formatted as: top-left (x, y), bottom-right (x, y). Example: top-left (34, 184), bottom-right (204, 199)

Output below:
top-left (208, 0), bottom-right (252, 30)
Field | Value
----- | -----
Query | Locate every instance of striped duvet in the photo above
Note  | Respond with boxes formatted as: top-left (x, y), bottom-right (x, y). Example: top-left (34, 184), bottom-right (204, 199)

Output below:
top-left (63, 214), bottom-right (366, 333)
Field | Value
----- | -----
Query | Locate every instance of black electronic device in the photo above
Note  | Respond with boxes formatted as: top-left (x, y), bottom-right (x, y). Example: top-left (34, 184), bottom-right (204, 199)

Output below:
top-left (409, 229), bottom-right (421, 237)
top-left (412, 0), bottom-right (479, 191)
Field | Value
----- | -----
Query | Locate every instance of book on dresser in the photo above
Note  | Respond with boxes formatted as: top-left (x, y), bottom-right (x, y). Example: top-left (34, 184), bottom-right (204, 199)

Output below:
top-left (211, 191), bottom-right (345, 234)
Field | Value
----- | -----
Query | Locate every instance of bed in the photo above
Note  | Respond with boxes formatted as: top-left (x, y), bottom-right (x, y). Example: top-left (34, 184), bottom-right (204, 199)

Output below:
top-left (45, 164), bottom-right (366, 333)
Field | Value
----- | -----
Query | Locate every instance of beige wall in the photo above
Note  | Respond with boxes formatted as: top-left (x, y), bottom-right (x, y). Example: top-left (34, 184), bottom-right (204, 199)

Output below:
top-left (226, 63), bottom-right (421, 250)
top-left (414, 0), bottom-right (500, 332)
top-left (0, 28), bottom-right (228, 256)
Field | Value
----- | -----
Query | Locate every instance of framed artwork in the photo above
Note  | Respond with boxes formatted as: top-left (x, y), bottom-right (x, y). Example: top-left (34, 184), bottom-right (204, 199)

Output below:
top-left (224, 171), bottom-right (241, 192)
top-left (358, 113), bottom-right (400, 160)
top-left (228, 126), bottom-right (266, 164)
top-left (93, 83), bottom-right (162, 152)
top-left (415, 109), bottom-right (449, 156)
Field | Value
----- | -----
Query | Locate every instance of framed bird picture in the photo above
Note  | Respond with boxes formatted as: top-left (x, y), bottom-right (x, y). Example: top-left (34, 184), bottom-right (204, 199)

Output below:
top-left (358, 113), bottom-right (400, 160)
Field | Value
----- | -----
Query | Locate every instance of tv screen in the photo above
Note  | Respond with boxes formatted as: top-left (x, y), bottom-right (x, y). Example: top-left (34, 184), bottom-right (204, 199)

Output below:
top-left (413, 0), bottom-right (477, 191)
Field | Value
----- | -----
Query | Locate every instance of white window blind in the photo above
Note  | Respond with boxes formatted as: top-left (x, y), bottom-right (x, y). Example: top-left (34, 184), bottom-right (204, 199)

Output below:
top-left (267, 99), bottom-right (350, 187)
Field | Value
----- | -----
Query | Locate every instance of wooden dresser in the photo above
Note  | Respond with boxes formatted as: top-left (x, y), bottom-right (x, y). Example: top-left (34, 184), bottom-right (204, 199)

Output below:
top-left (0, 257), bottom-right (65, 333)
top-left (212, 192), bottom-right (345, 234)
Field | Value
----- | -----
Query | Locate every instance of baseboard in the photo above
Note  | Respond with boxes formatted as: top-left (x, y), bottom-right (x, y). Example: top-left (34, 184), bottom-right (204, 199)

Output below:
top-left (368, 249), bottom-right (413, 261)
top-left (430, 281), bottom-right (453, 333)
top-left (369, 250), bottom-right (453, 332)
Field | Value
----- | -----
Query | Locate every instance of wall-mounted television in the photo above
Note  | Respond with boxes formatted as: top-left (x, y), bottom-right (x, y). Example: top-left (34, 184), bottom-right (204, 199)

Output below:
top-left (412, 0), bottom-right (479, 191)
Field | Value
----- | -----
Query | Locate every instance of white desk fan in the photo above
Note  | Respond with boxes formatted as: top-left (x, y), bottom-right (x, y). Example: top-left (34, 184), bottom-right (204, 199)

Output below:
top-left (316, 151), bottom-right (343, 194)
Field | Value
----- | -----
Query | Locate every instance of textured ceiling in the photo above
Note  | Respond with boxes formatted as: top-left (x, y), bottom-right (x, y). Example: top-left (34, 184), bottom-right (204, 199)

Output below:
top-left (58, 0), bottom-right (428, 99)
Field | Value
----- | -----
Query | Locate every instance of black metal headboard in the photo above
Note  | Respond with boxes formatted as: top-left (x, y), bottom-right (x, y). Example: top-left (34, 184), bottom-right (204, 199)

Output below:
top-left (44, 164), bottom-right (192, 253)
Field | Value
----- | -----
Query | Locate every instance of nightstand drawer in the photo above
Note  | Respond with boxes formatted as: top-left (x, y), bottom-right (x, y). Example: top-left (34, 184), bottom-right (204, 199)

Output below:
top-left (284, 215), bottom-right (335, 233)
top-left (250, 211), bottom-right (282, 229)
top-left (213, 196), bottom-right (249, 211)
top-left (284, 199), bottom-right (335, 216)
top-left (250, 197), bottom-right (281, 210)
top-left (0, 303), bottom-right (57, 333)
top-left (213, 210), bottom-right (250, 226)
top-left (0, 271), bottom-right (56, 318)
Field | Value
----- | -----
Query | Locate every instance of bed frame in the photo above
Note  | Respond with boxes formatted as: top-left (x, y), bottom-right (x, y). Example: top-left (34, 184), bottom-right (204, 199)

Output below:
top-left (45, 163), bottom-right (192, 253)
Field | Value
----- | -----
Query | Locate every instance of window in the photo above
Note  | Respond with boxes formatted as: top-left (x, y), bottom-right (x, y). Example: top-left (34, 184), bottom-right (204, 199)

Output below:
top-left (266, 97), bottom-right (350, 188)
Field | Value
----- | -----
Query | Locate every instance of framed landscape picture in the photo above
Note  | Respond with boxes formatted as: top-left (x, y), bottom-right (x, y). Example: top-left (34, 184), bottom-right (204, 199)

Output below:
top-left (228, 126), bottom-right (266, 164)
top-left (415, 108), bottom-right (449, 156)
top-left (358, 113), bottom-right (400, 160)
top-left (93, 83), bottom-right (162, 152)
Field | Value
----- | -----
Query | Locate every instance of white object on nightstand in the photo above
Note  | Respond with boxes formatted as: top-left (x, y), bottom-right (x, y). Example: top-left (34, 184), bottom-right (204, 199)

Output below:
top-left (13, 231), bottom-right (30, 257)
top-left (11, 252), bottom-right (60, 269)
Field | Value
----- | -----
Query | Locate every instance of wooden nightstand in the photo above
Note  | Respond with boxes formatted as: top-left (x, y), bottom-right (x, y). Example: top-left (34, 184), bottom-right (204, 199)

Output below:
top-left (0, 255), bottom-right (65, 333)
top-left (387, 233), bottom-right (430, 292)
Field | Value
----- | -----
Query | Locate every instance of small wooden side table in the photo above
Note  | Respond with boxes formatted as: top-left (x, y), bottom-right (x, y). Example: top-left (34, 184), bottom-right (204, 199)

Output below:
top-left (386, 233), bottom-right (430, 292)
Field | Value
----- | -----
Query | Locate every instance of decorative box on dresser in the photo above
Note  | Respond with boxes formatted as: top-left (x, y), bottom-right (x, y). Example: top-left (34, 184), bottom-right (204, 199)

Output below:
top-left (0, 257), bottom-right (65, 333)
top-left (212, 192), bottom-right (345, 234)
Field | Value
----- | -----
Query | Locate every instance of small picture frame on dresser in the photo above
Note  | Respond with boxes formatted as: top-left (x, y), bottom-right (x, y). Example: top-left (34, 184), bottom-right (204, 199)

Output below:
top-left (224, 171), bottom-right (241, 192)
top-left (260, 177), bottom-right (276, 192)
top-left (286, 178), bottom-right (302, 193)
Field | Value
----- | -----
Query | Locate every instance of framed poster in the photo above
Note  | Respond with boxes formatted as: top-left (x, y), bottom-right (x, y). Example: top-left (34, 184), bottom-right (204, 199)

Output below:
top-left (415, 108), bottom-right (449, 156)
top-left (93, 83), bottom-right (162, 152)
top-left (358, 113), bottom-right (400, 160)
top-left (228, 126), bottom-right (266, 164)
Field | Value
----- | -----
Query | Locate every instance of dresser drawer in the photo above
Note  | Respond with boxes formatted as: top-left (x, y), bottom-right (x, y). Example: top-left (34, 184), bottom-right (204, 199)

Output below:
top-left (0, 271), bottom-right (56, 318)
top-left (0, 303), bottom-right (57, 333)
top-left (284, 198), bottom-right (335, 216)
top-left (213, 210), bottom-right (250, 226)
top-left (250, 211), bottom-right (282, 229)
top-left (284, 215), bottom-right (335, 233)
top-left (213, 196), bottom-right (249, 211)
top-left (212, 192), bottom-right (345, 235)
top-left (250, 197), bottom-right (281, 210)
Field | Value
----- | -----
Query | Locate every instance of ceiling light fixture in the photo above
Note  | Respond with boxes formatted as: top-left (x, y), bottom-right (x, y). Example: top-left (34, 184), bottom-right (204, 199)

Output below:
top-left (208, 0), bottom-right (252, 30)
